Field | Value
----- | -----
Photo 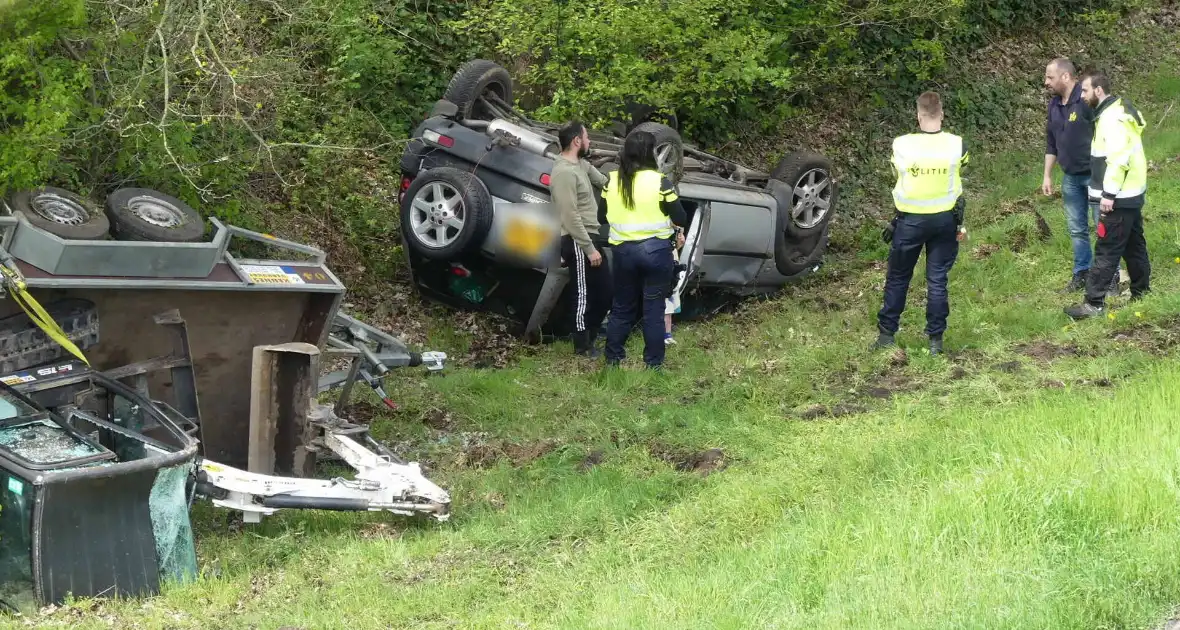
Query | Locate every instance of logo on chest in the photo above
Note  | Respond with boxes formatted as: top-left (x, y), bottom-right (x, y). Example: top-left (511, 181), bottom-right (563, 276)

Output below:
top-left (1069, 111), bottom-right (1078, 122)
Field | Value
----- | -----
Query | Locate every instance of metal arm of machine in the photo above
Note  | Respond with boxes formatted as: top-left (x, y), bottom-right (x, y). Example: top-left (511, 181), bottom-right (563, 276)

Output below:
top-left (195, 404), bottom-right (450, 524)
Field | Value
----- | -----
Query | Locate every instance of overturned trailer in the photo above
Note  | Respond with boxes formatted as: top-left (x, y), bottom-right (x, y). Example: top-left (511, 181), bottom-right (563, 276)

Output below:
top-left (0, 206), bottom-right (449, 613)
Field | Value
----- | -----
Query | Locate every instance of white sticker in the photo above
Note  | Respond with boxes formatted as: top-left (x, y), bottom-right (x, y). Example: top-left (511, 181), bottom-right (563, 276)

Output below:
top-left (8, 477), bottom-right (23, 495)
top-left (239, 264), bottom-right (305, 285)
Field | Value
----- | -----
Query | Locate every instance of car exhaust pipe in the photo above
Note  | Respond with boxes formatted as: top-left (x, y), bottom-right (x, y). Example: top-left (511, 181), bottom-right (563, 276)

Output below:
top-left (487, 119), bottom-right (559, 159)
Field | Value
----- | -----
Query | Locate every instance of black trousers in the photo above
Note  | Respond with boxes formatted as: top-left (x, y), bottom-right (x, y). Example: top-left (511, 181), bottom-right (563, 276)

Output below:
top-left (877, 210), bottom-right (959, 337)
top-left (1085, 204), bottom-right (1151, 305)
top-left (561, 235), bottom-right (612, 336)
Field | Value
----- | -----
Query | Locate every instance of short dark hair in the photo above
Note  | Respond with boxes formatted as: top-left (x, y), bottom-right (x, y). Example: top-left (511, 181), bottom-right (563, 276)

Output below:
top-left (558, 121), bottom-right (586, 151)
top-left (1084, 71), bottom-right (1112, 94)
top-left (1050, 57), bottom-right (1076, 77)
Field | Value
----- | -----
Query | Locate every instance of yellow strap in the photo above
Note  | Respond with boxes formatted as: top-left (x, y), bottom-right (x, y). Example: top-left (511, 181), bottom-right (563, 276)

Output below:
top-left (1, 268), bottom-right (90, 366)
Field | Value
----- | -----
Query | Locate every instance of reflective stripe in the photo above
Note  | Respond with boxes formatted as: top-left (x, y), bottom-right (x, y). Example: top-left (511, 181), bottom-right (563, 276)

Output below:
top-left (611, 221), bottom-right (674, 232)
top-left (609, 226), bottom-right (674, 242)
top-left (1088, 184), bottom-right (1146, 199)
top-left (893, 192), bottom-right (960, 207)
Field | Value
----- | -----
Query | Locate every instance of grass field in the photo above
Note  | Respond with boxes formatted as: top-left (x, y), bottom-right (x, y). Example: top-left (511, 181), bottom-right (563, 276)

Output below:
top-left (8, 65), bottom-right (1180, 630)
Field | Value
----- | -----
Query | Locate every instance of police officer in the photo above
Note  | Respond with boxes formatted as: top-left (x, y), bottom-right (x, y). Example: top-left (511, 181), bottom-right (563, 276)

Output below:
top-left (873, 91), bottom-right (968, 356)
top-left (601, 130), bottom-right (688, 369)
top-left (1064, 72), bottom-right (1151, 319)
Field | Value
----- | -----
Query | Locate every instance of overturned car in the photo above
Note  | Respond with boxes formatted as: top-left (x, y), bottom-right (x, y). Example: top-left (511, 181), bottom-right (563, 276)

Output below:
top-left (398, 60), bottom-right (839, 341)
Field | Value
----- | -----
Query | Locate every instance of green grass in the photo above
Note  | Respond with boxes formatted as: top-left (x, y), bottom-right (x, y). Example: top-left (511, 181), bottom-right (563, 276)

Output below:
top-left (8, 52), bottom-right (1180, 630)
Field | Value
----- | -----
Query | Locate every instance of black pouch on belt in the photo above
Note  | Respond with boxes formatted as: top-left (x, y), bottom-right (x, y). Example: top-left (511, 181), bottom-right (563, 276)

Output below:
top-left (881, 213), bottom-right (900, 244)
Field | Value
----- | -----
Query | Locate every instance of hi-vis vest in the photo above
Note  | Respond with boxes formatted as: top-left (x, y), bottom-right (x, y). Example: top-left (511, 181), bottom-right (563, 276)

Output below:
top-left (601, 169), bottom-right (676, 245)
top-left (1088, 96), bottom-right (1147, 208)
top-left (890, 131), bottom-right (968, 214)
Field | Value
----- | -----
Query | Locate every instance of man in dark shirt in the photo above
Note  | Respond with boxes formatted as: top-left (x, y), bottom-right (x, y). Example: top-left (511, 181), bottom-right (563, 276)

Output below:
top-left (1042, 57), bottom-right (1118, 295)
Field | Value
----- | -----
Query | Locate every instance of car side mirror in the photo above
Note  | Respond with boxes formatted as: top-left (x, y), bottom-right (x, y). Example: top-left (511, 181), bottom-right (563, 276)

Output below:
top-left (431, 99), bottom-right (460, 119)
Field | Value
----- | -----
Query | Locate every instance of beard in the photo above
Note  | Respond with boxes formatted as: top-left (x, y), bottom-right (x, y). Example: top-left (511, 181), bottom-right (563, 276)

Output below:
top-left (1085, 94), bottom-right (1099, 108)
top-left (578, 145), bottom-right (591, 159)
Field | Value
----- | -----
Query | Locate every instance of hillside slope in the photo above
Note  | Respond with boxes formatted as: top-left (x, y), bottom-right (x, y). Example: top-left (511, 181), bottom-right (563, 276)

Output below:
top-left (11, 35), bottom-right (1180, 630)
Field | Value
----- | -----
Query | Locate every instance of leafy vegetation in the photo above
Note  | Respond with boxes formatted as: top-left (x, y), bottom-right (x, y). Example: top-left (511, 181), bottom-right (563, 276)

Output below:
top-left (2, 0), bottom-right (1173, 298)
top-left (7, 53), bottom-right (1180, 628)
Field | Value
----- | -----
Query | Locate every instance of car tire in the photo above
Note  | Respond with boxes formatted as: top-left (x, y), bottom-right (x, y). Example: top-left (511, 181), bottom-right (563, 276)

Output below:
top-left (105, 188), bottom-right (206, 242)
top-left (631, 122), bottom-right (684, 184)
top-left (774, 224), bottom-right (829, 277)
top-left (7, 187), bottom-right (111, 241)
top-left (400, 167), bottom-right (494, 260)
top-left (444, 59), bottom-right (513, 122)
top-left (770, 151), bottom-right (837, 239)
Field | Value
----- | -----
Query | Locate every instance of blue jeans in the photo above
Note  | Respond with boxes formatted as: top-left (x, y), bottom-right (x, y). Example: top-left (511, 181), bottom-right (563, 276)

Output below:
top-left (1062, 172), bottom-right (1097, 274)
top-left (877, 211), bottom-right (959, 338)
top-left (605, 238), bottom-right (675, 367)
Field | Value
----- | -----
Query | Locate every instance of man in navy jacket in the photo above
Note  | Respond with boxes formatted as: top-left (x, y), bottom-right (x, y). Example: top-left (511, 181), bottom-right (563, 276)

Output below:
top-left (1041, 58), bottom-right (1120, 296)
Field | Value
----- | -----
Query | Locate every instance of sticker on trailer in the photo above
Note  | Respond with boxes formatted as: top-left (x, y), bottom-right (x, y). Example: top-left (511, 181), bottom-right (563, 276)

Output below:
top-left (1, 373), bottom-right (37, 385)
top-left (239, 264), bottom-right (306, 285)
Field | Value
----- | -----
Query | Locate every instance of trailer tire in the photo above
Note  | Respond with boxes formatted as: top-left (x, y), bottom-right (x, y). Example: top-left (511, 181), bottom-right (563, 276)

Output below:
top-left (770, 151), bottom-right (837, 239)
top-left (400, 168), bottom-right (494, 260)
top-left (7, 187), bottom-right (111, 241)
top-left (105, 188), bottom-right (206, 242)
top-left (630, 122), bottom-right (684, 184)
top-left (444, 59), bottom-right (513, 122)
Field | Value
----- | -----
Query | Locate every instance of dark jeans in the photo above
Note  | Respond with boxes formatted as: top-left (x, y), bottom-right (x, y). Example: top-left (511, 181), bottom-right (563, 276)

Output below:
top-left (605, 237), bottom-right (675, 367)
top-left (560, 235), bottom-right (612, 335)
top-left (877, 210), bottom-right (959, 338)
top-left (1062, 172), bottom-right (1098, 274)
top-left (1085, 205), bottom-right (1151, 306)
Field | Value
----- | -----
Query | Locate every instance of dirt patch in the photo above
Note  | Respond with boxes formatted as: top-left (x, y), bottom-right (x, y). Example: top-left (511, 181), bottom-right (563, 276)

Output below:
top-left (992, 361), bottom-right (1023, 374)
top-left (1014, 340), bottom-right (1084, 361)
top-left (1041, 379), bottom-right (1066, 389)
top-left (972, 243), bottom-right (1002, 260)
top-left (422, 408), bottom-right (456, 431)
top-left (950, 366), bottom-right (969, 380)
top-left (1109, 316), bottom-right (1180, 355)
top-left (796, 403), bottom-right (867, 420)
top-left (1077, 377), bottom-right (1115, 388)
top-left (858, 373), bottom-right (914, 399)
top-left (578, 449), bottom-right (606, 472)
top-left (457, 438), bottom-right (562, 469)
top-left (888, 348), bottom-right (909, 368)
top-left (648, 444), bottom-right (727, 476)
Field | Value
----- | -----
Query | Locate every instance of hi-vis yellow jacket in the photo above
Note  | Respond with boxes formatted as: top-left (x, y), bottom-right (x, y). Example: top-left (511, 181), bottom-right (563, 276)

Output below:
top-left (890, 131), bottom-right (969, 214)
top-left (1088, 96), bottom-right (1147, 209)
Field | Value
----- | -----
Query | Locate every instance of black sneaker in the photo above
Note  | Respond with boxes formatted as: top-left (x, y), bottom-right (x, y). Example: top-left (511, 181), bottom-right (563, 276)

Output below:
top-left (871, 333), bottom-right (896, 351)
top-left (1062, 270), bottom-right (1087, 292)
top-left (1064, 302), bottom-right (1104, 320)
top-left (929, 336), bottom-right (943, 355)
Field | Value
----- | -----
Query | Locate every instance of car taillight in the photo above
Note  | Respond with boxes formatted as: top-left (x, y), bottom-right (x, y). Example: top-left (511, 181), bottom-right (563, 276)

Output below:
top-left (540, 173), bottom-right (551, 186)
top-left (401, 176), bottom-right (412, 191)
top-left (422, 129), bottom-right (454, 148)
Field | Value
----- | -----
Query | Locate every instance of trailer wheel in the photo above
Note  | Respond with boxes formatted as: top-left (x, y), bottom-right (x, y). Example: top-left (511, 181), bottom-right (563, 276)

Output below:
top-left (631, 122), bottom-right (684, 184)
top-left (105, 188), bottom-right (206, 242)
top-left (443, 59), bottom-right (513, 121)
top-left (7, 187), bottom-right (111, 241)
top-left (771, 151), bottom-right (837, 239)
top-left (400, 167), bottom-right (494, 260)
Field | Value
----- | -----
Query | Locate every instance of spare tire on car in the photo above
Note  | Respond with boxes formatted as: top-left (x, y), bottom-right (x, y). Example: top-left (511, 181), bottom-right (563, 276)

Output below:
top-left (6, 187), bottom-right (111, 240)
top-left (771, 150), bottom-right (837, 240)
top-left (400, 167), bottom-right (495, 261)
top-left (105, 188), bottom-right (206, 242)
top-left (630, 122), bottom-right (684, 184)
top-left (444, 59), bottom-right (514, 122)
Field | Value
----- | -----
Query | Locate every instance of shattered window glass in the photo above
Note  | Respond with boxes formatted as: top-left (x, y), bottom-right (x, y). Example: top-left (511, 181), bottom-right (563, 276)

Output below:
top-left (149, 461), bottom-right (198, 585)
top-left (0, 469), bottom-right (35, 615)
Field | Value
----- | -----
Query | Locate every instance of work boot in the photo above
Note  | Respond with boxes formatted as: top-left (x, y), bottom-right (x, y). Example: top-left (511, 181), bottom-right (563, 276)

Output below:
top-left (929, 335), bottom-right (943, 356)
top-left (1064, 302), bottom-right (1104, 320)
top-left (1061, 270), bottom-right (1087, 293)
top-left (871, 332), bottom-right (896, 351)
top-left (573, 331), bottom-right (601, 358)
